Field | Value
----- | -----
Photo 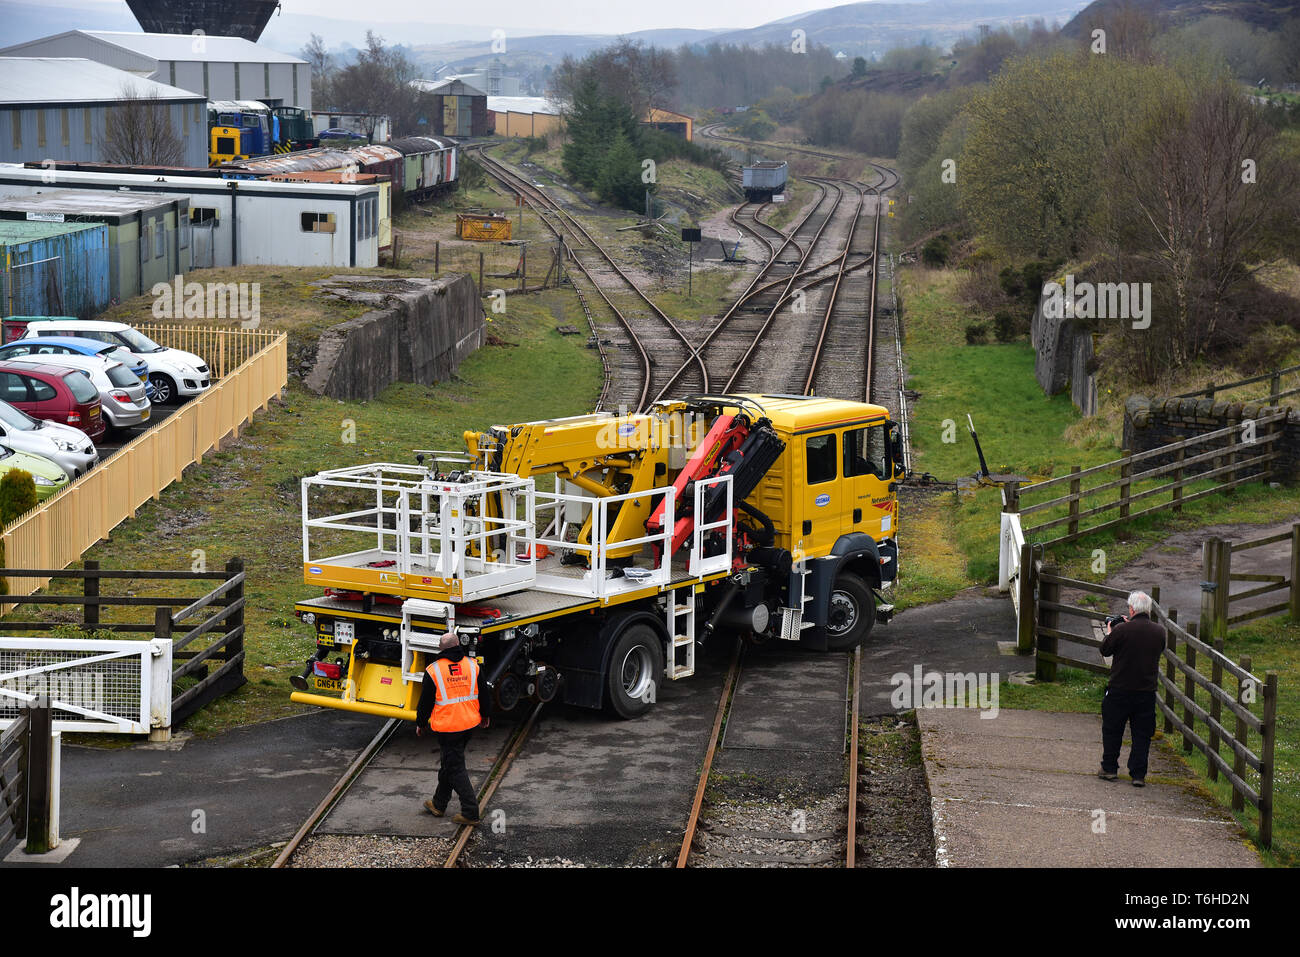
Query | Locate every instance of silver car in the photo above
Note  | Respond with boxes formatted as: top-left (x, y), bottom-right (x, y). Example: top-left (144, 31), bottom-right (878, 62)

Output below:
top-left (4, 355), bottom-right (152, 429)
top-left (0, 399), bottom-right (98, 479)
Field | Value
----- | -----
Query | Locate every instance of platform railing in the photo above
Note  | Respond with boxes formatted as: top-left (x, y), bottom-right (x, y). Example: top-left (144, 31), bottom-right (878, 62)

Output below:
top-left (690, 475), bottom-right (734, 577)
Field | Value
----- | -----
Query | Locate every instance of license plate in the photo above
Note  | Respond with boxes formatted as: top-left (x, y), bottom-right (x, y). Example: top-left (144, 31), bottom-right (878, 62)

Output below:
top-left (140, 408), bottom-right (150, 420)
top-left (335, 620), bottom-right (355, 643)
top-left (90, 408), bottom-right (100, 417)
top-left (314, 676), bottom-right (343, 691)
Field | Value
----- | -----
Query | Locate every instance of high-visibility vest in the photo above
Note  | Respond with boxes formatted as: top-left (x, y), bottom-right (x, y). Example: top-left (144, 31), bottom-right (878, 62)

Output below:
top-left (426, 656), bottom-right (480, 733)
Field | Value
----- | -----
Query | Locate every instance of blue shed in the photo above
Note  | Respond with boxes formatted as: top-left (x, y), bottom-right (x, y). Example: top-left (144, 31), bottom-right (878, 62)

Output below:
top-left (0, 219), bottom-right (110, 319)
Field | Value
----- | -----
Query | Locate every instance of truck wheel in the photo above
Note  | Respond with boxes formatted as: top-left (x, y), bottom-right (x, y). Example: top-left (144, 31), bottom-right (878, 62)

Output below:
top-left (604, 624), bottom-right (664, 719)
top-left (824, 572), bottom-right (874, 651)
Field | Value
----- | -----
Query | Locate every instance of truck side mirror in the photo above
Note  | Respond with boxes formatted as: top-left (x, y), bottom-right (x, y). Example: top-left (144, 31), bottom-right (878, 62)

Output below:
top-left (888, 423), bottom-right (906, 479)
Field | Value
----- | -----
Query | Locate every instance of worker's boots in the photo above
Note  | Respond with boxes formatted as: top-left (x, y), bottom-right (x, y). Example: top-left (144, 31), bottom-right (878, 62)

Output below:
top-left (452, 813), bottom-right (481, 827)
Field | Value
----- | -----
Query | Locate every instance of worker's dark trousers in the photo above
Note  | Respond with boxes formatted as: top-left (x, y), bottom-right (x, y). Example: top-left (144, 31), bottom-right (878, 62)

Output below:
top-left (1101, 688), bottom-right (1156, 780)
top-left (434, 729), bottom-right (479, 819)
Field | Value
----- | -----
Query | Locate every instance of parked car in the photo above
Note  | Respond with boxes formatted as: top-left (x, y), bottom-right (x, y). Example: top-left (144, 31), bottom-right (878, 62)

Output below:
top-left (5, 354), bottom-right (151, 430)
top-left (0, 360), bottom-right (106, 442)
top-left (0, 336), bottom-right (154, 398)
top-left (0, 399), bottom-right (97, 479)
top-left (20, 320), bottom-right (209, 405)
top-left (0, 443), bottom-right (70, 501)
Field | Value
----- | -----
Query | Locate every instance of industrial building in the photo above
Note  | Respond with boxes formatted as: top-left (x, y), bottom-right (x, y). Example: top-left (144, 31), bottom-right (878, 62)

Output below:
top-left (0, 190), bottom-right (188, 302)
top-left (645, 108), bottom-right (694, 142)
top-left (488, 97), bottom-right (562, 139)
top-left (0, 219), bottom-right (110, 318)
top-left (0, 164), bottom-right (383, 270)
top-left (411, 78), bottom-right (489, 137)
top-left (0, 30), bottom-right (311, 111)
top-left (0, 57), bottom-right (208, 167)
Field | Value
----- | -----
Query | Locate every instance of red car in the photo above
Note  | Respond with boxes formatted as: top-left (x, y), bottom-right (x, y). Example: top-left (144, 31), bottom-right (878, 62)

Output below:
top-left (0, 360), bottom-right (106, 442)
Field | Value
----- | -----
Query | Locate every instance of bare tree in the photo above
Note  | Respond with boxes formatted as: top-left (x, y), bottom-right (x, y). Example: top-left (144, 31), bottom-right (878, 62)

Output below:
top-left (331, 32), bottom-right (435, 139)
top-left (99, 84), bottom-right (184, 165)
top-left (302, 33), bottom-right (334, 108)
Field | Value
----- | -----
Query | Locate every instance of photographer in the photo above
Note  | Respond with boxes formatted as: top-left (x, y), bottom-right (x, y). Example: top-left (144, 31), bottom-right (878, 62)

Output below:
top-left (1098, 591), bottom-right (1166, 787)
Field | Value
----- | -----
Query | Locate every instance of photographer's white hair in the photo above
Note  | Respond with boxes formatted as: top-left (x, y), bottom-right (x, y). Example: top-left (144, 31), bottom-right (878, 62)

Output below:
top-left (1127, 591), bottom-right (1152, 615)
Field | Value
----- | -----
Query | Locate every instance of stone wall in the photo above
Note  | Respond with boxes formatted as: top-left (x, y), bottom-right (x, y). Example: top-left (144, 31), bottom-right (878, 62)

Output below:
top-left (304, 274), bottom-right (485, 401)
top-left (1123, 395), bottom-right (1300, 482)
top-left (1030, 293), bottom-right (1097, 416)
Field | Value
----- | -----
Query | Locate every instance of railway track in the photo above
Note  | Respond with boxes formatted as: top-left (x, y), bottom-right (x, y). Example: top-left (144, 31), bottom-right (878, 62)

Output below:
top-left (471, 148), bottom-right (707, 411)
top-left (272, 705), bottom-right (542, 869)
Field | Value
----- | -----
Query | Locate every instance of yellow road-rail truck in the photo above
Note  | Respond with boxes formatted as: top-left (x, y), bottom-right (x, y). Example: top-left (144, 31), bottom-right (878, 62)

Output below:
top-left (289, 394), bottom-right (903, 720)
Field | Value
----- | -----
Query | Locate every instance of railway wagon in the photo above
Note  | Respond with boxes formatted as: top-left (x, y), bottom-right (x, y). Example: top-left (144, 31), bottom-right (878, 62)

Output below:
top-left (387, 136), bottom-right (458, 202)
top-left (743, 161), bottom-right (788, 202)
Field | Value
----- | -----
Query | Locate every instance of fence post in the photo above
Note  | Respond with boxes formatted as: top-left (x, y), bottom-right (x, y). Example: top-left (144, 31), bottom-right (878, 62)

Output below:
top-left (1171, 446), bottom-right (1185, 513)
top-left (1035, 565), bottom-right (1058, 682)
top-left (1270, 372), bottom-right (1281, 405)
top-left (227, 557), bottom-right (245, 665)
top-left (1208, 630), bottom-right (1222, 782)
top-left (23, 705), bottom-right (53, 854)
top-left (1182, 639), bottom-right (1196, 754)
top-left (1017, 544), bottom-right (1035, 654)
top-left (1260, 672), bottom-right (1277, 849)
top-left (478, 252), bottom-right (484, 297)
top-left (1290, 523), bottom-right (1300, 620)
top-left (1067, 466), bottom-right (1081, 541)
top-left (435, 240), bottom-right (440, 273)
top-left (83, 559), bottom-right (99, 630)
top-left (1163, 628), bottom-right (1176, 736)
top-left (1233, 655), bottom-right (1250, 814)
top-left (1118, 451), bottom-right (1131, 520)
top-left (1215, 538), bottom-right (1231, 639)
top-left (1003, 481), bottom-right (1019, 514)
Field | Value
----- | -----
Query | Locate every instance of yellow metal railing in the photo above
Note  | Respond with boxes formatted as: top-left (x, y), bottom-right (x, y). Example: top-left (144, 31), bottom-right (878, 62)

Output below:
top-left (1, 330), bottom-right (287, 598)
top-left (135, 324), bottom-right (283, 381)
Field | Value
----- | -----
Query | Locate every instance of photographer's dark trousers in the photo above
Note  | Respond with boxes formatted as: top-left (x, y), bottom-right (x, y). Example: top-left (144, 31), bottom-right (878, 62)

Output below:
top-left (1101, 688), bottom-right (1156, 779)
top-left (433, 729), bottom-right (479, 819)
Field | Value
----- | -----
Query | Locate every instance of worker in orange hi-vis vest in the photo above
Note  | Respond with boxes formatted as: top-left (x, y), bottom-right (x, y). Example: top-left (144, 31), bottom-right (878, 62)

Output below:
top-left (416, 633), bottom-right (484, 825)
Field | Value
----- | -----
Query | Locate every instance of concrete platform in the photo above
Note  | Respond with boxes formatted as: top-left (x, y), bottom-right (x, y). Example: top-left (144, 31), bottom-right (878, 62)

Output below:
top-left (918, 708), bottom-right (1261, 867)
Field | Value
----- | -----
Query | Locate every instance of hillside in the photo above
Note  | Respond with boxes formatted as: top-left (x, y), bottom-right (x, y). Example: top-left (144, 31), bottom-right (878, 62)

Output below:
top-left (1061, 0), bottom-right (1300, 35)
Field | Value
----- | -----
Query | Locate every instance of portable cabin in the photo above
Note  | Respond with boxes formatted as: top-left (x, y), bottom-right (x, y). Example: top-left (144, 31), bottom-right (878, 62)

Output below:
top-left (0, 219), bottom-right (110, 318)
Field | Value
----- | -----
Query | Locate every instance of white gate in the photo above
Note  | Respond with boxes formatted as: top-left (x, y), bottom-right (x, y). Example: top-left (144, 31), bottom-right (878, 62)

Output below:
top-left (998, 510), bottom-right (1026, 612)
top-left (0, 638), bottom-right (172, 736)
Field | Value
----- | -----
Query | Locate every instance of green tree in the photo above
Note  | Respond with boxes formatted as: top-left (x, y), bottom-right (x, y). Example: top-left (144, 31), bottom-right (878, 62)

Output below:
top-left (852, 56), bottom-right (868, 77)
top-left (596, 131), bottom-right (647, 211)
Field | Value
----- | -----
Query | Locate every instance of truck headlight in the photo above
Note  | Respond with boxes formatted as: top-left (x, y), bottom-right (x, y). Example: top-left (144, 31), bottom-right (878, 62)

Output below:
top-left (301, 612), bottom-right (316, 626)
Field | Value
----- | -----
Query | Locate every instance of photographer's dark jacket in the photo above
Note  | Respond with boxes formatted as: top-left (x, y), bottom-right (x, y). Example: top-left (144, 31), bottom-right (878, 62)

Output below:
top-left (1100, 612), bottom-right (1166, 693)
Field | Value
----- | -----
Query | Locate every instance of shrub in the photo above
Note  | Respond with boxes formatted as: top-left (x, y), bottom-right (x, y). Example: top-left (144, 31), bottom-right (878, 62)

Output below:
top-left (965, 322), bottom-right (989, 345)
top-left (993, 310), bottom-right (1021, 342)
top-left (0, 469), bottom-right (38, 525)
top-left (921, 235), bottom-right (952, 267)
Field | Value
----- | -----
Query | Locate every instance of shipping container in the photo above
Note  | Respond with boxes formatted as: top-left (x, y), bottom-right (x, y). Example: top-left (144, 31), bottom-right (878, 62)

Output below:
top-left (0, 219), bottom-right (110, 318)
top-left (0, 190), bottom-right (188, 302)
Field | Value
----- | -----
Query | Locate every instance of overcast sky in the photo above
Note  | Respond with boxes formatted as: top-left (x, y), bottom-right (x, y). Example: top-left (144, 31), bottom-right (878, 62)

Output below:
top-left (73, 0), bottom-right (856, 35)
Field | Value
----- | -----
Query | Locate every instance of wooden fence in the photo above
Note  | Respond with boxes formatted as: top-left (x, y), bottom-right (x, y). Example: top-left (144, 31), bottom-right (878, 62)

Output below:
top-left (1018, 560), bottom-right (1279, 847)
top-left (1004, 410), bottom-right (1288, 549)
top-left (1175, 362), bottom-right (1300, 405)
top-left (1, 330), bottom-right (285, 599)
top-left (136, 324), bottom-right (284, 381)
top-left (1199, 524), bottom-right (1300, 639)
top-left (0, 560), bottom-right (246, 726)
top-left (0, 705), bottom-right (55, 854)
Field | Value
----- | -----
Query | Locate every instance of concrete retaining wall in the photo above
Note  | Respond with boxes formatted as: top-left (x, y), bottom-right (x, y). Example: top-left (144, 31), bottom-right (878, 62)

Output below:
top-left (1123, 395), bottom-right (1300, 482)
top-left (304, 274), bottom-right (485, 401)
top-left (1030, 292), bottom-right (1097, 416)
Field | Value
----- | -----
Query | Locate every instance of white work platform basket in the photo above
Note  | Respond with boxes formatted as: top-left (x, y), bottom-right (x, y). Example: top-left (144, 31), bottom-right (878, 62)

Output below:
top-left (301, 464), bottom-right (538, 602)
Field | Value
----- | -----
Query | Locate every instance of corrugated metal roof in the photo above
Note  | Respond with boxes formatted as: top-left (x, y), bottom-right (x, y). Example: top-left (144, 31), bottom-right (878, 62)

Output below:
top-left (82, 30), bottom-right (306, 64)
top-left (413, 78), bottom-right (486, 98)
top-left (487, 96), bottom-right (560, 116)
top-left (0, 218), bottom-right (103, 244)
top-left (0, 57), bottom-right (205, 105)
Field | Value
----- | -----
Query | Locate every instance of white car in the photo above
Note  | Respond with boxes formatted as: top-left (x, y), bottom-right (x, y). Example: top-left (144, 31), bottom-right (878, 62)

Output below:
top-left (0, 398), bottom-right (98, 479)
top-left (22, 320), bottom-right (210, 405)
top-left (4, 354), bottom-right (151, 429)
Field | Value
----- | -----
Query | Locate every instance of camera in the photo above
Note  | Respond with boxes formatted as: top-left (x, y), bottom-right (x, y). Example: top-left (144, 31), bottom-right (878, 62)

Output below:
top-left (1104, 614), bottom-right (1127, 630)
